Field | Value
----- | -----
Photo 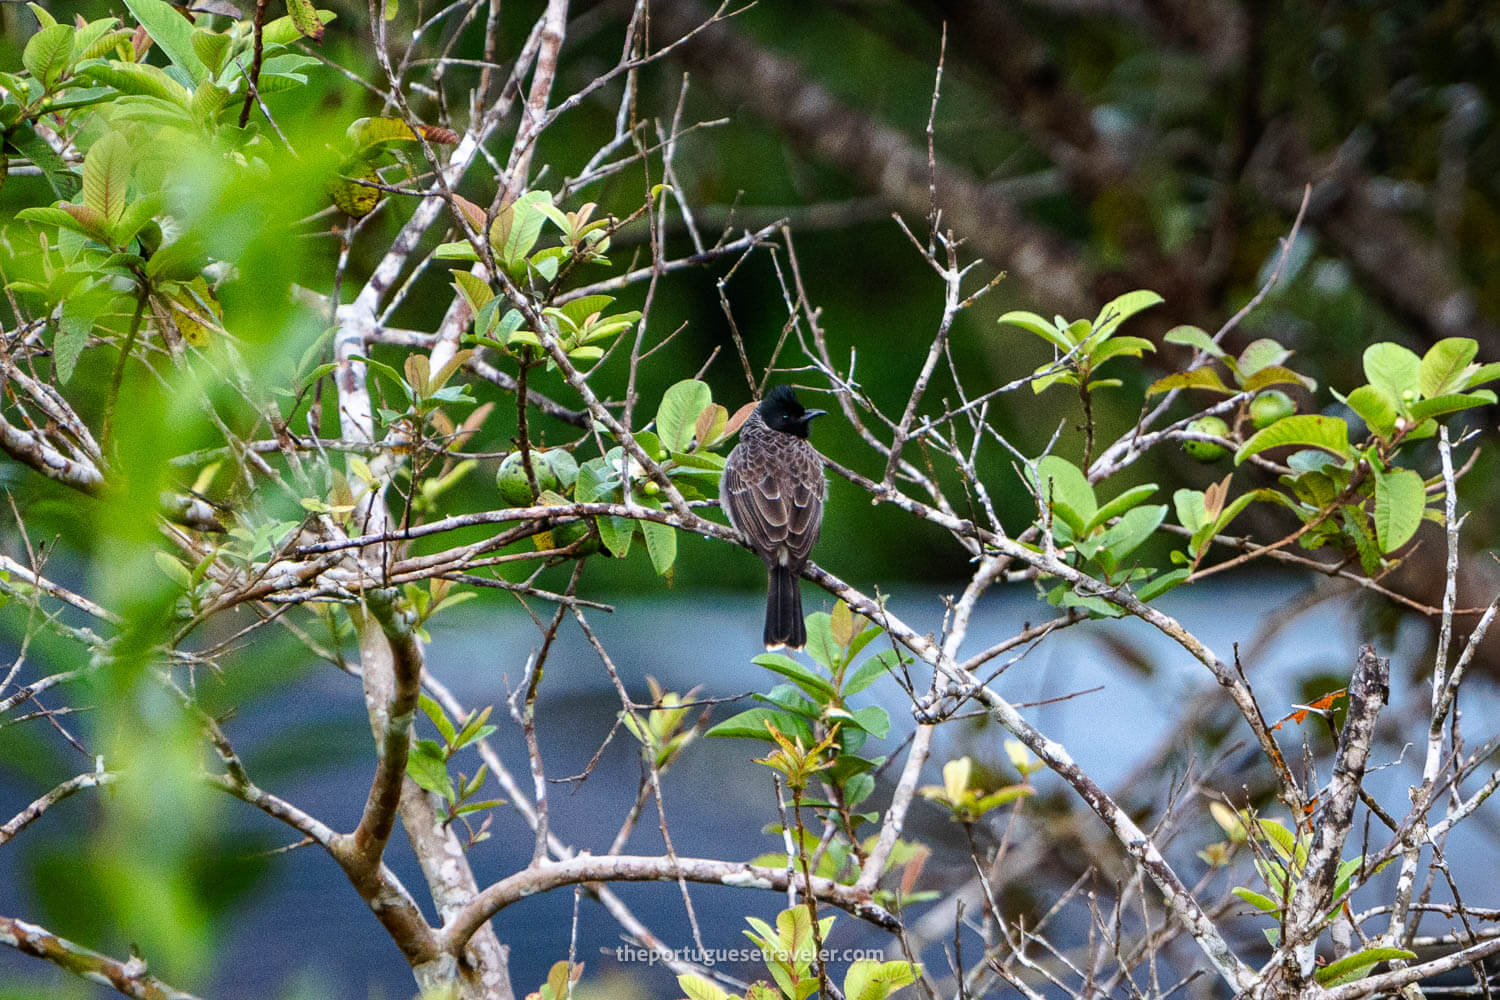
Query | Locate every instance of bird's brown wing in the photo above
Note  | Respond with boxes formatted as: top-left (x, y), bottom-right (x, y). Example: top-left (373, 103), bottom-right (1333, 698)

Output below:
top-left (723, 444), bottom-right (824, 566)
top-left (722, 460), bottom-right (789, 558)
top-left (782, 449), bottom-right (824, 564)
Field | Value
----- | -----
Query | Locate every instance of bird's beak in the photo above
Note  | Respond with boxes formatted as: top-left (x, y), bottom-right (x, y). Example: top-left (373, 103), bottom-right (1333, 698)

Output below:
top-left (803, 409), bottom-right (828, 421)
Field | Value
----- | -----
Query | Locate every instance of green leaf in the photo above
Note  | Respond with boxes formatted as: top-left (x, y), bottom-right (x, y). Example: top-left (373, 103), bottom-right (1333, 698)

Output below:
top-left (1235, 414), bottom-right (1350, 464)
top-left (641, 520), bottom-right (676, 576)
top-left (756, 685), bottom-right (821, 720)
top-left (848, 705), bottom-right (891, 739)
top-left (26, 2), bottom-right (56, 28)
top-left (54, 298), bottom-right (95, 383)
top-left (1341, 506), bottom-right (1383, 576)
top-left (1163, 324), bottom-right (1225, 359)
top-left (1362, 343), bottom-right (1421, 402)
top-left (284, 0), bottom-right (327, 40)
top-left (1097, 504), bottom-right (1165, 565)
top-left (1173, 488), bottom-right (1208, 534)
top-left (454, 708), bottom-right (496, 750)
top-left (597, 515), bottom-right (633, 558)
top-left (1461, 361), bottom-right (1500, 391)
top-left (406, 740), bottom-right (453, 799)
top-left (15, 205), bottom-right (95, 239)
top-left (1135, 567), bottom-right (1189, 602)
top-left (1236, 339), bottom-right (1291, 377)
top-left (261, 9), bottom-right (336, 46)
top-left (62, 203), bottom-right (111, 240)
top-left (706, 707), bottom-right (813, 743)
top-left (71, 19), bottom-right (118, 59)
top-left (24, 24), bottom-right (75, 90)
top-left (493, 309), bottom-right (524, 344)
top-left (1193, 489), bottom-right (1294, 554)
top-left (189, 80), bottom-right (231, 120)
top-left (844, 622), bottom-right (884, 663)
top-left (255, 71), bottom-right (310, 95)
top-left (347, 115), bottom-right (435, 154)
top-left (998, 310), bottom-right (1071, 352)
top-left (970, 785), bottom-right (1034, 813)
top-left (432, 241), bottom-right (481, 261)
top-left (418, 693), bottom-right (456, 745)
top-left (1345, 384), bottom-right (1399, 439)
top-left (1256, 818), bottom-right (1296, 860)
top-left (1091, 289), bottom-right (1162, 341)
top-left (80, 29), bottom-right (133, 63)
top-left (79, 61), bottom-right (191, 106)
top-left (495, 191), bottom-right (551, 268)
top-left (678, 974), bottom-right (732, 1000)
top-left (40, 86), bottom-right (116, 113)
top-left (1085, 483), bottom-right (1158, 533)
top-left (1032, 361), bottom-right (1079, 394)
top-left (556, 294), bottom-right (614, 328)
top-left (153, 550), bottom-right (192, 588)
top-left (573, 459), bottom-right (614, 503)
top-left (1030, 455), bottom-right (1096, 534)
top-left (1406, 390), bottom-right (1496, 423)
top-left (450, 270), bottom-right (493, 313)
top-left (843, 772), bottom-right (875, 808)
top-left (803, 612), bottom-right (838, 672)
top-left (576, 314), bottom-right (639, 345)
top-left (123, 0), bottom-right (208, 82)
top-left (1089, 335), bottom-right (1155, 365)
top-left (669, 450), bottom-right (725, 471)
top-left (1314, 948), bottom-right (1416, 987)
top-left (1002, 310), bottom-right (1074, 353)
top-left (1231, 887), bottom-right (1280, 913)
top-left (656, 379), bottom-right (713, 452)
top-left (1243, 365), bottom-right (1315, 392)
top-left (191, 29), bottom-right (231, 75)
top-left (83, 131), bottom-right (131, 225)
top-left (529, 248), bottom-right (564, 282)
top-left (7, 122), bottom-right (78, 198)
top-left (842, 649), bottom-right (904, 697)
top-left (753, 653), bottom-right (836, 701)
top-left (1146, 366), bottom-right (1234, 396)
top-left (1373, 466), bottom-right (1424, 554)
top-left (843, 959), bottom-right (919, 1000)
top-left (1418, 338), bottom-right (1478, 399)
top-left (348, 354), bottom-right (409, 403)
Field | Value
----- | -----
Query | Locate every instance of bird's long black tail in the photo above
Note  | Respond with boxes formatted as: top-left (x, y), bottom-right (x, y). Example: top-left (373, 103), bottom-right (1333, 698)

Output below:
top-left (765, 565), bottom-right (806, 650)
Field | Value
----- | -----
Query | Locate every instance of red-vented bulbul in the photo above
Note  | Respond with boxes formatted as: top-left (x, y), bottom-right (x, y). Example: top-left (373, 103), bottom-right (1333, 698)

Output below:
top-left (721, 386), bottom-right (827, 650)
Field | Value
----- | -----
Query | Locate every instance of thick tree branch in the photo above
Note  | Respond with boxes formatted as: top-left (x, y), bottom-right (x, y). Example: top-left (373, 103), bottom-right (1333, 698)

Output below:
top-left (1284, 645), bottom-right (1389, 977)
top-left (441, 853), bottom-right (900, 954)
top-left (343, 592), bottom-right (423, 867)
top-left (0, 915), bottom-right (202, 1000)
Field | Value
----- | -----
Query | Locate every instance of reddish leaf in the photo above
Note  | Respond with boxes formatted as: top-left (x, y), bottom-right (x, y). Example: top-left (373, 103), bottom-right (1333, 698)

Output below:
top-left (1270, 689), bottom-right (1347, 730)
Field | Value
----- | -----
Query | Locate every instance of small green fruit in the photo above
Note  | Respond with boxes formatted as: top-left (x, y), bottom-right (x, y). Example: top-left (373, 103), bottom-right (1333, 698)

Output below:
top-left (1249, 390), bottom-right (1295, 429)
top-left (496, 452), bottom-right (536, 506)
top-left (1184, 416), bottom-right (1230, 462)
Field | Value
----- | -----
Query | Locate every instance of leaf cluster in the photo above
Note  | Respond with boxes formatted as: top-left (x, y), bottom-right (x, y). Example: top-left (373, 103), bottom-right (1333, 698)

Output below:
top-left (678, 908), bottom-right (919, 1000)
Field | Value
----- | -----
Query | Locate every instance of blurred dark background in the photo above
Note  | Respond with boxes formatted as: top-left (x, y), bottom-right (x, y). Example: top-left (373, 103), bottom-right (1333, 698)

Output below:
top-left (4, 0), bottom-right (1498, 594)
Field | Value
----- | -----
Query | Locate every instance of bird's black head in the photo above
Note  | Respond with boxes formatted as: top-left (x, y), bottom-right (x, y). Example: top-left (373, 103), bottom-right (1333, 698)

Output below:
top-left (758, 385), bottom-right (826, 439)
